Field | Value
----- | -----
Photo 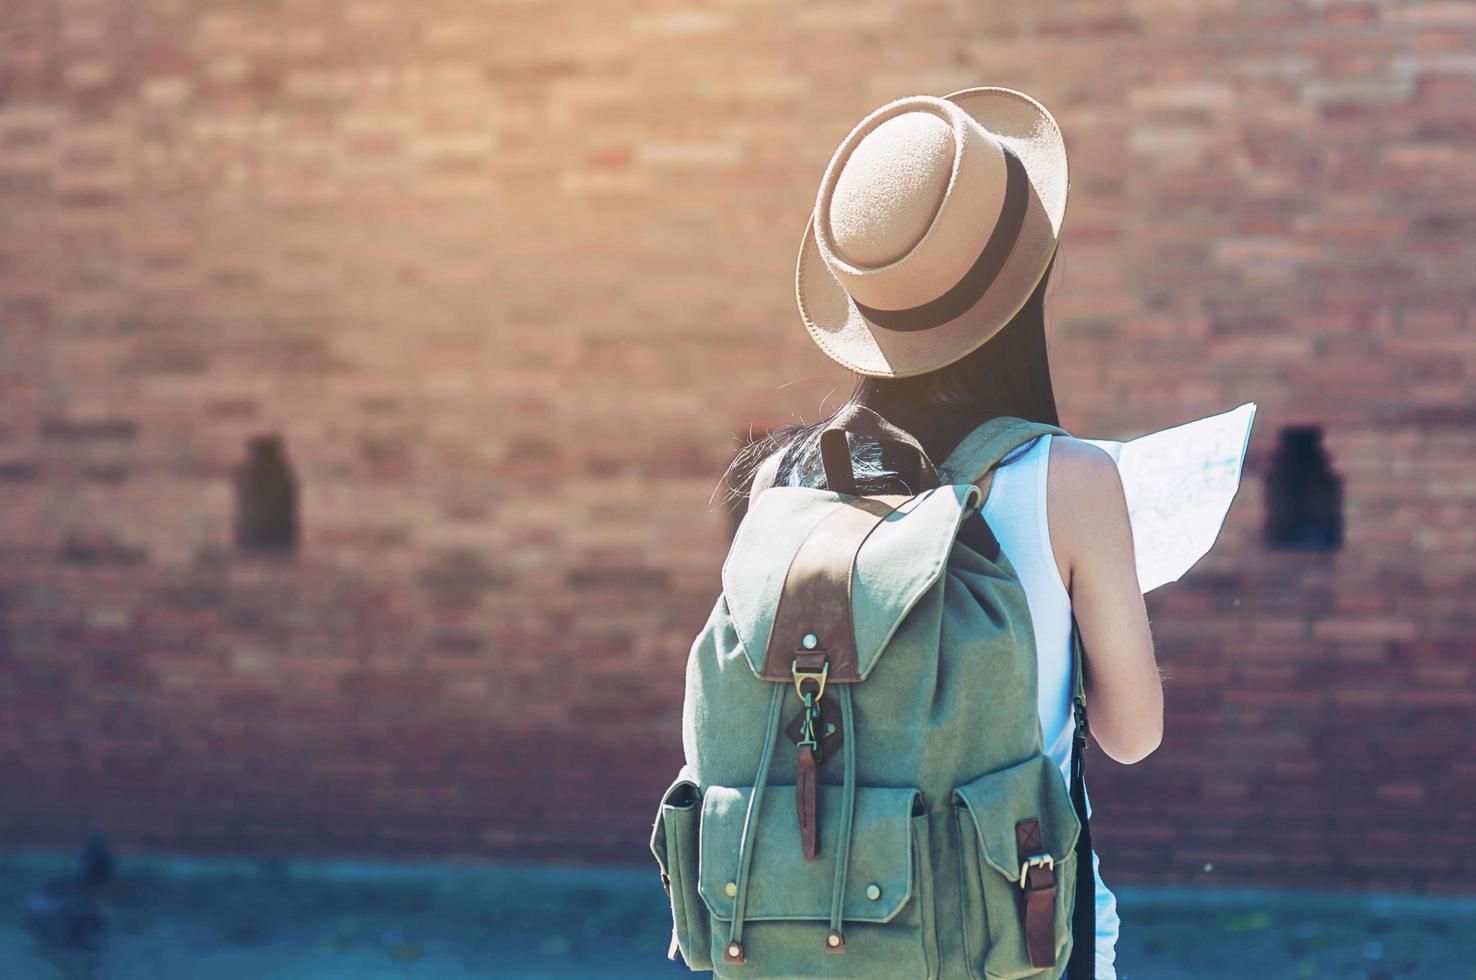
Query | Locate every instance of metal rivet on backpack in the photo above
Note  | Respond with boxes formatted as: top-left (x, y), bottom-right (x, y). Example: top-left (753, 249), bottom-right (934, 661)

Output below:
top-left (802, 633), bottom-right (819, 649)
top-left (728, 943), bottom-right (742, 957)
top-left (724, 881), bottom-right (737, 897)
top-left (827, 932), bottom-right (842, 947)
top-left (866, 883), bottom-right (882, 901)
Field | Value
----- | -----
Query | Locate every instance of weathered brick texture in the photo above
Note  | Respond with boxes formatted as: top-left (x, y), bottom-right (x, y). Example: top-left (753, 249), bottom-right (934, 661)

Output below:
top-left (0, 1), bottom-right (1472, 893)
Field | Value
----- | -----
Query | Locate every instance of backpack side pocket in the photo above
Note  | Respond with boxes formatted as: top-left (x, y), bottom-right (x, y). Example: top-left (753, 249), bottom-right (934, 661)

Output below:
top-left (651, 775), bottom-right (712, 970)
top-left (953, 753), bottom-right (1080, 980)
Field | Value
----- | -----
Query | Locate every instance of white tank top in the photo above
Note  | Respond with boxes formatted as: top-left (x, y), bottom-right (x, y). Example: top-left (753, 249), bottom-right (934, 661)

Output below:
top-left (977, 432), bottom-right (1121, 980)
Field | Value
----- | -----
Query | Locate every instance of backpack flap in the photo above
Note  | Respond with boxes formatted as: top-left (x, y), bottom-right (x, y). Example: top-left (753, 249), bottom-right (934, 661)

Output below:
top-left (953, 753), bottom-right (1081, 882)
top-left (722, 481), bottom-right (984, 684)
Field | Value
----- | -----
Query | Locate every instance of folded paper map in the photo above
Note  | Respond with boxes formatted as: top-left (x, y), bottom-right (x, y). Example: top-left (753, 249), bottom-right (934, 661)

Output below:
top-left (1082, 402), bottom-right (1257, 594)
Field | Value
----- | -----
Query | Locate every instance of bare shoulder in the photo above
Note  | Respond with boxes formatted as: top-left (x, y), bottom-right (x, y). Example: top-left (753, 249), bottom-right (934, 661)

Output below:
top-left (1046, 435), bottom-right (1132, 585)
top-left (1048, 434), bottom-right (1118, 483)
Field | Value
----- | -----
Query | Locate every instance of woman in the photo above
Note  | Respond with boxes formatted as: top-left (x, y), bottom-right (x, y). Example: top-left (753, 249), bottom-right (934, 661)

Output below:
top-left (722, 88), bottom-right (1163, 979)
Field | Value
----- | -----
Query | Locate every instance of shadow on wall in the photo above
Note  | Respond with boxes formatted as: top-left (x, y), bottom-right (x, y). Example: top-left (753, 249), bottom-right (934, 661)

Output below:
top-left (234, 435), bottom-right (299, 555)
top-left (1264, 426), bottom-right (1342, 552)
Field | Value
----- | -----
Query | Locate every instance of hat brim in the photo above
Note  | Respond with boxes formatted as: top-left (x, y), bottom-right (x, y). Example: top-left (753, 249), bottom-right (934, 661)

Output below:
top-left (795, 86), bottom-right (1069, 379)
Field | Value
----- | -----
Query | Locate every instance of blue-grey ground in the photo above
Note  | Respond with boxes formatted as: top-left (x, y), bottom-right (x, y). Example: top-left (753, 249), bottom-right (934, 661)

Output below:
top-left (2, 851), bottom-right (1473, 979)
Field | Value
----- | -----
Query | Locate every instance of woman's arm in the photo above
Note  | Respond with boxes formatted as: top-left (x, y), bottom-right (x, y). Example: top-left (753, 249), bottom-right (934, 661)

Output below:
top-left (1048, 436), bottom-right (1164, 764)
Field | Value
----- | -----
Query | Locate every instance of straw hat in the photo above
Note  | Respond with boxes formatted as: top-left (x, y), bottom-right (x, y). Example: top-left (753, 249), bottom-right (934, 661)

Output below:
top-left (795, 87), bottom-right (1069, 378)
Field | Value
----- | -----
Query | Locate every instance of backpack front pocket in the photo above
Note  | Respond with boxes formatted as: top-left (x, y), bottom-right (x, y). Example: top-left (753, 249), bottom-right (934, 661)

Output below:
top-left (699, 783), bottom-right (937, 979)
top-left (953, 753), bottom-right (1081, 980)
top-left (650, 775), bottom-right (712, 970)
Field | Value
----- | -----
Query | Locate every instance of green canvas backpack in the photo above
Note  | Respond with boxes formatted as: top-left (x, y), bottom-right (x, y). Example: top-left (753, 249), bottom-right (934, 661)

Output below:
top-left (651, 405), bottom-right (1096, 979)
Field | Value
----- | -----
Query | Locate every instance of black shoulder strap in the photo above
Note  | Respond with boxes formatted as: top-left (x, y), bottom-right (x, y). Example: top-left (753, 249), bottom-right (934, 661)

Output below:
top-left (1066, 614), bottom-right (1095, 979)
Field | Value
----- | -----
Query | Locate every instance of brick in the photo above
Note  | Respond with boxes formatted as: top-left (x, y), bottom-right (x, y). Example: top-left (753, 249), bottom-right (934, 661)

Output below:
top-left (0, 0), bottom-right (1470, 896)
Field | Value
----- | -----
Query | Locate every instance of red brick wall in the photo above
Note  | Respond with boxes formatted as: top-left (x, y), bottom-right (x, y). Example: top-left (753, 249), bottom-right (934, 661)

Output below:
top-left (1, 1), bottom-right (1472, 892)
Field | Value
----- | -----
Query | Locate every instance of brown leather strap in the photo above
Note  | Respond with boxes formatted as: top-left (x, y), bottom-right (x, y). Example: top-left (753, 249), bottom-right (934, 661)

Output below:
top-left (818, 404), bottom-right (940, 496)
top-left (750, 405), bottom-right (939, 503)
top-left (1016, 818), bottom-right (1058, 968)
top-left (796, 745), bottom-right (819, 860)
top-left (760, 495), bottom-right (907, 682)
top-left (820, 428), bottom-right (858, 495)
top-left (792, 651), bottom-right (827, 673)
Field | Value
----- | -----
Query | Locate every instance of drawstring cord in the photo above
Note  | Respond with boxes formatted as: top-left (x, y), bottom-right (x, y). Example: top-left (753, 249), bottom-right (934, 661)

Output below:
top-left (825, 684), bottom-right (858, 949)
top-left (727, 681), bottom-right (861, 959)
top-left (724, 681), bottom-right (786, 963)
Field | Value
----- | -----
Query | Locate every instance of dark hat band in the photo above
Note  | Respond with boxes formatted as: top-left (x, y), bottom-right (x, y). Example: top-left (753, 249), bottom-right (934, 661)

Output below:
top-left (851, 141), bottom-right (1028, 334)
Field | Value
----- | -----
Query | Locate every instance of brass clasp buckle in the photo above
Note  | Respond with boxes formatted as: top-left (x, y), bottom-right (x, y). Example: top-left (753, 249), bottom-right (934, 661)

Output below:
top-left (1019, 853), bottom-right (1055, 889)
top-left (791, 658), bottom-right (829, 702)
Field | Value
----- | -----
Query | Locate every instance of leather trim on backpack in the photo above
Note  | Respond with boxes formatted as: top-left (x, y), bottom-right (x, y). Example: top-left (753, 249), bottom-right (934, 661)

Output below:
top-left (760, 495), bottom-right (903, 682)
top-left (722, 482), bottom-right (985, 684)
top-left (1016, 817), bottom-right (1059, 968)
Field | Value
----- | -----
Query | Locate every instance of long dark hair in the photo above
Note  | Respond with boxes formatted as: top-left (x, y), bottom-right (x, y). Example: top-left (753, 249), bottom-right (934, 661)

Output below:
top-left (719, 250), bottom-right (1062, 511)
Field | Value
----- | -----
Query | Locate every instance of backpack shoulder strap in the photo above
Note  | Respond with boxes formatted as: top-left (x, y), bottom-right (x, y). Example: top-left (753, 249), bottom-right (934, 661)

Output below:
top-left (1066, 614), bottom-right (1095, 978)
top-left (936, 415), bottom-right (1071, 487)
top-left (944, 416), bottom-right (1098, 978)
